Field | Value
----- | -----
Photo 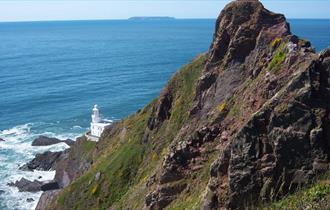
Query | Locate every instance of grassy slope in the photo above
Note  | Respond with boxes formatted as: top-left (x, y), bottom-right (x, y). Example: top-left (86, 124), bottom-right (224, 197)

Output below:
top-left (264, 171), bottom-right (330, 210)
top-left (51, 55), bottom-right (206, 210)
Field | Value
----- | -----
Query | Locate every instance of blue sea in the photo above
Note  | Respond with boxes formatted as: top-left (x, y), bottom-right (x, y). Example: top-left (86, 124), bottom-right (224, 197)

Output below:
top-left (0, 19), bottom-right (329, 210)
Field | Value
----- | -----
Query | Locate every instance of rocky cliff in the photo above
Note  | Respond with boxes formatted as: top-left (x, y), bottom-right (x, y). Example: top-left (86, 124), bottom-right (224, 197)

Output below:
top-left (37, 0), bottom-right (330, 209)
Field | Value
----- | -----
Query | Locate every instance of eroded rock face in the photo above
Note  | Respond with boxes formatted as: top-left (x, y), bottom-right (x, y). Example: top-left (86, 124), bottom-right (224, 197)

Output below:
top-left (148, 87), bottom-right (173, 130)
top-left (207, 0), bottom-right (288, 67)
top-left (36, 190), bottom-right (61, 210)
top-left (54, 137), bottom-right (93, 188)
top-left (205, 53), bottom-right (330, 209)
top-left (145, 1), bottom-right (330, 209)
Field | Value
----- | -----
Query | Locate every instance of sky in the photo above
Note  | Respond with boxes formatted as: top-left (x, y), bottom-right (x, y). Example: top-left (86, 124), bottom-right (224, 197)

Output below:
top-left (0, 0), bottom-right (329, 22)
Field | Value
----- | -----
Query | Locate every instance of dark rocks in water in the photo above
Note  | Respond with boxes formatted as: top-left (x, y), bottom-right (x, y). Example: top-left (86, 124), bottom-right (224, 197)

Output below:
top-left (0, 190), bottom-right (5, 195)
top-left (26, 198), bottom-right (34, 203)
top-left (7, 178), bottom-right (60, 192)
top-left (40, 181), bottom-right (59, 191)
top-left (8, 178), bottom-right (43, 192)
top-left (63, 139), bottom-right (75, 146)
top-left (0, 138), bottom-right (5, 142)
top-left (19, 151), bottom-right (63, 171)
top-left (32, 136), bottom-right (61, 146)
top-left (32, 135), bottom-right (74, 147)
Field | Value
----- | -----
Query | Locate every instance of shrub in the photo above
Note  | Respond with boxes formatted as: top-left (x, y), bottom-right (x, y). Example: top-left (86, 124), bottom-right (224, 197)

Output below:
top-left (267, 43), bottom-right (287, 73)
top-left (271, 37), bottom-right (282, 48)
top-left (217, 101), bottom-right (227, 112)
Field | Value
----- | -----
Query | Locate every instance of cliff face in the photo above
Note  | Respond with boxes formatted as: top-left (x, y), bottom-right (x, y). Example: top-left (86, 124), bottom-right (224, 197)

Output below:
top-left (38, 0), bottom-right (330, 209)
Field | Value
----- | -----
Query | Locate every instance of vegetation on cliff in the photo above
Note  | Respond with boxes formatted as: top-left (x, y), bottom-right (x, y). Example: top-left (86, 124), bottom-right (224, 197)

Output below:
top-left (38, 0), bottom-right (330, 209)
top-left (266, 171), bottom-right (330, 209)
top-left (42, 55), bottom-right (206, 210)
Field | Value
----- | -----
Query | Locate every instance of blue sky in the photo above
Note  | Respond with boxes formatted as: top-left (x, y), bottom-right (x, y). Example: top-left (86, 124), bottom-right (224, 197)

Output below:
top-left (0, 0), bottom-right (329, 22)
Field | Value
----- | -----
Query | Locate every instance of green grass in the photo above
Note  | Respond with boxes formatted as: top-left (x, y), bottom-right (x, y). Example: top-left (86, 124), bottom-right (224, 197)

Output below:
top-left (267, 42), bottom-right (287, 73)
top-left (57, 109), bottom-right (149, 210)
top-left (264, 172), bottom-right (330, 210)
top-left (271, 37), bottom-right (282, 48)
top-left (166, 161), bottom-right (213, 210)
top-left (52, 55), bottom-right (206, 210)
top-left (81, 140), bottom-right (96, 153)
top-left (228, 104), bottom-right (240, 117)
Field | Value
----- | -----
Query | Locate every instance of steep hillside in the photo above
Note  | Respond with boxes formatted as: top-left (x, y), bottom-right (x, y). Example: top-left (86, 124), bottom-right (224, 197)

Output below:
top-left (37, 0), bottom-right (330, 209)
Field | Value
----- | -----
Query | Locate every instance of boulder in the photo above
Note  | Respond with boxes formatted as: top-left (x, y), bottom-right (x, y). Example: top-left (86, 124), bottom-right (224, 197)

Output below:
top-left (32, 135), bottom-right (74, 147)
top-left (19, 151), bottom-right (63, 171)
top-left (7, 178), bottom-right (42, 192)
top-left (26, 198), bottom-right (34, 203)
top-left (32, 136), bottom-right (61, 146)
top-left (7, 178), bottom-right (60, 192)
top-left (63, 139), bottom-right (75, 146)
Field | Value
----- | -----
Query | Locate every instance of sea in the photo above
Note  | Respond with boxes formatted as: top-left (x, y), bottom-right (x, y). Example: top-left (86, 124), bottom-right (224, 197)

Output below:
top-left (0, 19), bottom-right (329, 210)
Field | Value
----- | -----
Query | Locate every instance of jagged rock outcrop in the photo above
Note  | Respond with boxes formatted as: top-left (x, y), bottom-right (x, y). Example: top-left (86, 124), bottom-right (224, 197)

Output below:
top-left (204, 49), bottom-right (330, 208)
top-left (207, 0), bottom-right (288, 66)
top-left (196, 0), bottom-right (290, 114)
top-left (19, 151), bottom-right (64, 171)
top-left (54, 137), bottom-right (94, 188)
top-left (8, 178), bottom-right (43, 192)
top-left (7, 178), bottom-right (59, 192)
top-left (145, 1), bottom-right (329, 209)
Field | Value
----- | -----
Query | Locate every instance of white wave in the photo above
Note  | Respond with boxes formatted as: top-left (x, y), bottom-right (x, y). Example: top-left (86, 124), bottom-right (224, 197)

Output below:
top-left (72, 125), bottom-right (82, 129)
top-left (0, 123), bottom-right (31, 137)
top-left (0, 122), bottom-right (82, 210)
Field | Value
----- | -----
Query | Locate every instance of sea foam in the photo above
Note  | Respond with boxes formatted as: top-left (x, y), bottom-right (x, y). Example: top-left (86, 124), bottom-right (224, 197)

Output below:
top-left (0, 123), bottom-right (81, 210)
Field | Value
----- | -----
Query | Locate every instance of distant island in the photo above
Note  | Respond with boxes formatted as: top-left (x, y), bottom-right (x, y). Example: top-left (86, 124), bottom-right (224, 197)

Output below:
top-left (128, 16), bottom-right (176, 21)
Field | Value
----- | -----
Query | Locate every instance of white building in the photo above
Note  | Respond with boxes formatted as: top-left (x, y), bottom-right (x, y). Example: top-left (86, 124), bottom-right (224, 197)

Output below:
top-left (89, 104), bottom-right (112, 141)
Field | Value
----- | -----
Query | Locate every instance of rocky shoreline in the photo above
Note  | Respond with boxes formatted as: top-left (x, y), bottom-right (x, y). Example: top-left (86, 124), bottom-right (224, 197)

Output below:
top-left (5, 135), bottom-right (76, 207)
top-left (34, 135), bottom-right (95, 209)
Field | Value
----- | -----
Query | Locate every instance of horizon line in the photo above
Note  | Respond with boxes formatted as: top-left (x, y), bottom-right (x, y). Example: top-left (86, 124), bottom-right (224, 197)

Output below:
top-left (0, 17), bottom-right (330, 24)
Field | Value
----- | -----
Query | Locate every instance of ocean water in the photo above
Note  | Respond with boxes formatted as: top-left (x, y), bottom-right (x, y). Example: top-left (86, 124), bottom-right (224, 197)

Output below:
top-left (0, 19), bottom-right (329, 210)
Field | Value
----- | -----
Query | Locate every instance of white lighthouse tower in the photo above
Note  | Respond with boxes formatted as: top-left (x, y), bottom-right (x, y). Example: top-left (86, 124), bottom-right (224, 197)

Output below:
top-left (89, 104), bottom-right (112, 141)
top-left (92, 104), bottom-right (101, 124)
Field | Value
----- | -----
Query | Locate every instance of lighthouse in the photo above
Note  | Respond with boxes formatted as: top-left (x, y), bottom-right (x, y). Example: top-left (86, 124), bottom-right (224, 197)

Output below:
top-left (89, 104), bottom-right (112, 141)
top-left (92, 104), bottom-right (101, 123)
